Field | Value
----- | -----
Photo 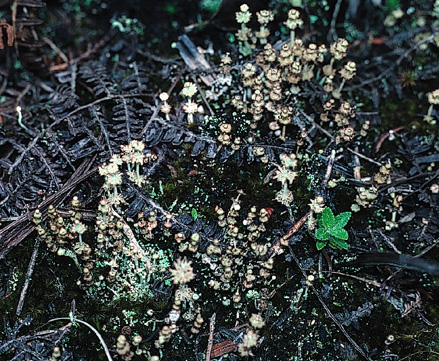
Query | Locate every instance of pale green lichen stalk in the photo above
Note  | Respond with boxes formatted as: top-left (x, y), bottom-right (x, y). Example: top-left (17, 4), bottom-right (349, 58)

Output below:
top-left (332, 60), bottom-right (356, 99)
top-left (272, 153), bottom-right (298, 207)
top-left (323, 38), bottom-right (349, 77)
top-left (235, 4), bottom-right (253, 56)
top-left (181, 82), bottom-right (198, 125)
top-left (159, 92), bottom-right (171, 120)
top-left (98, 157), bottom-right (123, 204)
top-left (424, 88), bottom-right (439, 124)
top-left (255, 9), bottom-right (274, 45)
top-left (284, 9), bottom-right (303, 46)
top-left (120, 140), bottom-right (149, 187)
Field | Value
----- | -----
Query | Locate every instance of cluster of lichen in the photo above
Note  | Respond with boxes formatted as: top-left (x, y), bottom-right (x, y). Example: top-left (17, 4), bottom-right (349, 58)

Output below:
top-left (33, 197), bottom-right (89, 273)
top-left (133, 5), bottom-right (366, 356)
top-left (155, 4), bottom-right (361, 148)
top-left (33, 141), bottom-right (175, 306)
top-left (218, 4), bottom-right (359, 142)
top-left (89, 141), bottom-right (174, 303)
top-left (32, 135), bottom-right (282, 359)
top-left (141, 187), bottom-right (288, 356)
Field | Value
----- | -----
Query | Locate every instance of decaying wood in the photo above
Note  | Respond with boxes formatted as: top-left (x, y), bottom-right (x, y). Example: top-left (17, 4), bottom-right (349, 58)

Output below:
top-left (177, 34), bottom-right (214, 86)
top-left (0, 22), bottom-right (14, 49)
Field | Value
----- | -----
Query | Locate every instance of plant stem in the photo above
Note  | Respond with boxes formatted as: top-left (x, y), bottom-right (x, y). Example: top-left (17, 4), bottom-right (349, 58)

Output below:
top-left (48, 317), bottom-right (114, 361)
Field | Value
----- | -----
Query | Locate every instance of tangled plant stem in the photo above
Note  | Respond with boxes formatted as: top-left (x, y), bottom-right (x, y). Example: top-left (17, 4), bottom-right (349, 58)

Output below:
top-left (48, 317), bottom-right (114, 361)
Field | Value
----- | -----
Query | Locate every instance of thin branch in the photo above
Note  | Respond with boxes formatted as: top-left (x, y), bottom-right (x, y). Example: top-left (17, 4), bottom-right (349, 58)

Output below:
top-left (206, 313), bottom-right (216, 361)
top-left (324, 270), bottom-right (382, 288)
top-left (16, 239), bottom-right (40, 316)
top-left (48, 317), bottom-right (113, 361)
top-left (347, 147), bottom-right (382, 166)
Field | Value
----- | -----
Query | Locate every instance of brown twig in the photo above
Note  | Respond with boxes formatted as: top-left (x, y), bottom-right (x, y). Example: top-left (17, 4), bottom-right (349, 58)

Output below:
top-left (299, 108), bottom-right (335, 141)
top-left (0, 322), bottom-right (71, 354)
top-left (48, 30), bottom-right (116, 73)
top-left (352, 146), bottom-right (362, 181)
top-left (140, 74), bottom-right (181, 137)
top-left (282, 212), bottom-right (310, 243)
top-left (206, 312), bottom-right (216, 361)
top-left (42, 36), bottom-right (69, 64)
top-left (11, 0), bottom-right (18, 50)
top-left (193, 76), bottom-right (215, 117)
top-left (14, 83), bottom-right (32, 108)
top-left (321, 149), bottom-right (336, 192)
top-left (373, 126), bottom-right (406, 154)
top-left (0, 21), bottom-right (14, 49)
top-left (379, 170), bottom-right (439, 193)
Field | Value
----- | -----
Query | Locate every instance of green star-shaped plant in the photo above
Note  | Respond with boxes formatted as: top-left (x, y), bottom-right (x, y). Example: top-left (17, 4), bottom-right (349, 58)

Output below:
top-left (315, 207), bottom-right (351, 250)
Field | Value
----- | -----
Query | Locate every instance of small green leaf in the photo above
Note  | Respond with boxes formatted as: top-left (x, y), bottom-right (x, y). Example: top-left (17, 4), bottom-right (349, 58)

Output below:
top-left (329, 228), bottom-right (348, 240)
top-left (315, 228), bottom-right (330, 241)
top-left (317, 215), bottom-right (324, 229)
top-left (316, 240), bottom-right (327, 250)
top-left (321, 207), bottom-right (335, 228)
top-left (310, 15), bottom-right (319, 24)
top-left (191, 208), bottom-right (198, 220)
top-left (334, 212), bottom-right (351, 228)
top-left (330, 238), bottom-right (348, 250)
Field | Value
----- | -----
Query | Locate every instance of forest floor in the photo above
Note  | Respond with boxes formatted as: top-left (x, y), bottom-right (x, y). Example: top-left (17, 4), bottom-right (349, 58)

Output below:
top-left (1, 1), bottom-right (439, 360)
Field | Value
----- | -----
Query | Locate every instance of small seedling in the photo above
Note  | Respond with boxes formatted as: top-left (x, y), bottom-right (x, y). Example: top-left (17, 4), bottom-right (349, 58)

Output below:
top-left (315, 207), bottom-right (351, 250)
top-left (191, 207), bottom-right (198, 221)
